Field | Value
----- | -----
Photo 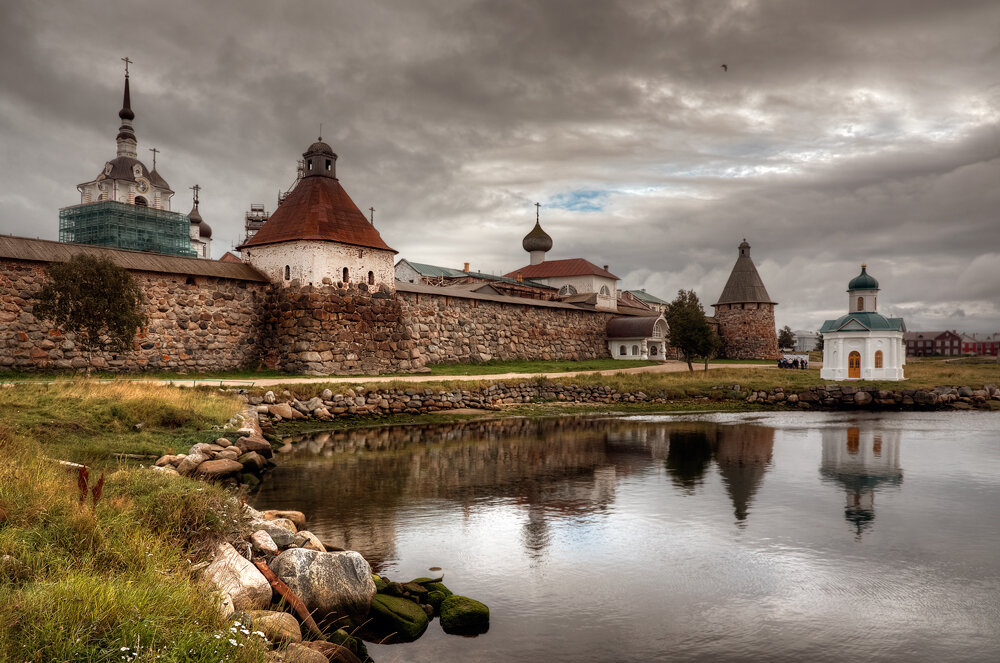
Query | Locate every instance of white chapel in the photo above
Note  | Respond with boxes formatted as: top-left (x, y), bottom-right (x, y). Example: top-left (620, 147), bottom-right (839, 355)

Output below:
top-left (819, 265), bottom-right (906, 381)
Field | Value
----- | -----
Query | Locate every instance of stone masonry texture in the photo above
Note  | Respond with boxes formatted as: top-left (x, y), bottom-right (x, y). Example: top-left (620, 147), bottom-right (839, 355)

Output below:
top-left (0, 258), bottom-right (268, 372)
top-left (715, 304), bottom-right (779, 359)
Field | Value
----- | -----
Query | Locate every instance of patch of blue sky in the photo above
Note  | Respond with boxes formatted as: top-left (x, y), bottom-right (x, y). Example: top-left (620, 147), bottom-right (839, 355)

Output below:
top-left (549, 189), bottom-right (612, 212)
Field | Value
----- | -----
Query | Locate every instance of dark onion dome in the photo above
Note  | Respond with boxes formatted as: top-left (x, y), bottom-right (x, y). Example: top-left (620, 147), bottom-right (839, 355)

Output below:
top-left (304, 139), bottom-right (335, 157)
top-left (96, 156), bottom-right (150, 183)
top-left (848, 264), bottom-right (879, 290)
top-left (118, 74), bottom-right (135, 121)
top-left (188, 203), bottom-right (212, 239)
top-left (522, 221), bottom-right (553, 253)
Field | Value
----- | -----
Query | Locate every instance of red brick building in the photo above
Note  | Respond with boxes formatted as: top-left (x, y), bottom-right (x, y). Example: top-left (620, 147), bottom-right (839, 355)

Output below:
top-left (903, 330), bottom-right (962, 357)
top-left (960, 333), bottom-right (1000, 356)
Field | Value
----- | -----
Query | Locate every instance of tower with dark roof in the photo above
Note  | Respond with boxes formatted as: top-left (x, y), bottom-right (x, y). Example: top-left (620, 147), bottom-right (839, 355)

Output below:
top-left (59, 63), bottom-right (198, 258)
top-left (711, 239), bottom-right (779, 359)
top-left (238, 139), bottom-right (397, 290)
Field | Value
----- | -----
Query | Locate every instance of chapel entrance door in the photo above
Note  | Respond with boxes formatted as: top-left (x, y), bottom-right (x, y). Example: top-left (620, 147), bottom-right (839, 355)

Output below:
top-left (848, 351), bottom-right (861, 379)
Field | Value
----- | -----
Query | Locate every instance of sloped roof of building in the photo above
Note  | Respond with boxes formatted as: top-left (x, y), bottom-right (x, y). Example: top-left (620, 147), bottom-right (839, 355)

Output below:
top-left (504, 258), bottom-right (619, 280)
top-left (396, 281), bottom-right (619, 312)
top-left (714, 240), bottom-right (775, 305)
top-left (0, 235), bottom-right (268, 282)
top-left (220, 251), bottom-right (243, 263)
top-left (627, 289), bottom-right (669, 306)
top-left (606, 315), bottom-right (666, 339)
top-left (399, 260), bottom-right (555, 289)
top-left (902, 330), bottom-right (958, 341)
top-left (820, 312), bottom-right (905, 334)
top-left (238, 175), bottom-right (395, 253)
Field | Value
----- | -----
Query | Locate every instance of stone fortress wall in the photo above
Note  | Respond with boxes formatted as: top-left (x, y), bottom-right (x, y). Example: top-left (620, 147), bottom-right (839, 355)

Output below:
top-left (1, 256), bottom-right (616, 375)
top-left (0, 257), bottom-right (270, 372)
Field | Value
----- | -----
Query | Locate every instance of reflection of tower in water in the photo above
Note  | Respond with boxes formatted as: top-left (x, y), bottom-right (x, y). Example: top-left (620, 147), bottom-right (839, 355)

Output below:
top-left (663, 424), bottom-right (775, 524)
top-left (820, 425), bottom-right (903, 539)
top-left (715, 426), bottom-right (775, 523)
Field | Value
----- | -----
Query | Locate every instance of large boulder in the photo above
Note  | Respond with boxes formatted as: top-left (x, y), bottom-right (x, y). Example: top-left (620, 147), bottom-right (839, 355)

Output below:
top-left (176, 452), bottom-right (208, 476)
top-left (250, 610), bottom-right (302, 644)
top-left (268, 402), bottom-right (295, 419)
top-left (369, 594), bottom-right (429, 642)
top-left (195, 459), bottom-right (244, 478)
top-left (298, 641), bottom-right (363, 663)
top-left (264, 509), bottom-right (307, 529)
top-left (439, 595), bottom-right (489, 634)
top-left (202, 543), bottom-right (271, 611)
top-left (269, 549), bottom-right (376, 624)
top-left (238, 437), bottom-right (274, 458)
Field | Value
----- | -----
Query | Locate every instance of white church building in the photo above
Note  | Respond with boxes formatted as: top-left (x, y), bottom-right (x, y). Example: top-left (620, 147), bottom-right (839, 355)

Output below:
top-left (820, 265), bottom-right (906, 381)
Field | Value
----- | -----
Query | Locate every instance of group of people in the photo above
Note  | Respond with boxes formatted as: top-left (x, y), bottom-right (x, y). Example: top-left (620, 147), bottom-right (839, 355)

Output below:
top-left (778, 355), bottom-right (809, 369)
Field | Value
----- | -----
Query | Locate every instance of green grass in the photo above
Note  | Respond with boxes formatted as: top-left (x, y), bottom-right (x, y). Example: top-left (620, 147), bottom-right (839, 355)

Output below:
top-left (0, 429), bottom-right (267, 663)
top-left (0, 381), bottom-right (244, 467)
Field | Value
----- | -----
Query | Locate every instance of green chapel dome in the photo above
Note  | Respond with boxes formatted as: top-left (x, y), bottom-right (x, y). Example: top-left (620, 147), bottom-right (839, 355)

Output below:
top-left (848, 264), bottom-right (879, 290)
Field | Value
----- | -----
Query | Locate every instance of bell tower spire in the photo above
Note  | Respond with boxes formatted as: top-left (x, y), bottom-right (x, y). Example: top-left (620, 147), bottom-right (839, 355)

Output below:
top-left (116, 57), bottom-right (137, 158)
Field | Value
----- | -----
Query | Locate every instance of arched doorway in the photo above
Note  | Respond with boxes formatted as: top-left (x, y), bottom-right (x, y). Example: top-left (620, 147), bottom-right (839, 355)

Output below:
top-left (848, 351), bottom-right (861, 379)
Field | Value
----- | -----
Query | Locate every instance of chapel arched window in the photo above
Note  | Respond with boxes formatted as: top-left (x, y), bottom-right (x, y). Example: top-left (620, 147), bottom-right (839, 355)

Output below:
top-left (858, 296), bottom-right (864, 311)
top-left (343, 267), bottom-right (350, 282)
top-left (875, 350), bottom-right (883, 368)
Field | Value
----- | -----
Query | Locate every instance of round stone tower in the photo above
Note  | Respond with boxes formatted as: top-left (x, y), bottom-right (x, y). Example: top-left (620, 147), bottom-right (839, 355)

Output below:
top-left (711, 239), bottom-right (779, 359)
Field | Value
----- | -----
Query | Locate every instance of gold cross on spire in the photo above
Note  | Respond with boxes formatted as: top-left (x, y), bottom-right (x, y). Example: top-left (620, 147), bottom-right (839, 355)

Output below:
top-left (535, 201), bottom-right (541, 223)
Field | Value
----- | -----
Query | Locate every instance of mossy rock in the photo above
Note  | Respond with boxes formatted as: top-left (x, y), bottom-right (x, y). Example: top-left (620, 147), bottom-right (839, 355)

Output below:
top-left (426, 590), bottom-right (447, 613)
top-left (384, 581), bottom-right (406, 596)
top-left (424, 581), bottom-right (452, 597)
top-left (409, 576), bottom-right (444, 585)
top-left (240, 473), bottom-right (261, 490)
top-left (369, 594), bottom-right (430, 642)
top-left (372, 574), bottom-right (388, 592)
top-left (402, 582), bottom-right (429, 598)
top-left (329, 627), bottom-right (370, 662)
top-left (439, 595), bottom-right (489, 635)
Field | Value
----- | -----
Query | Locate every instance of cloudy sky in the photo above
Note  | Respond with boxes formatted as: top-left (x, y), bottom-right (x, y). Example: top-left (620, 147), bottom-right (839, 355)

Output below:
top-left (2, 0), bottom-right (998, 332)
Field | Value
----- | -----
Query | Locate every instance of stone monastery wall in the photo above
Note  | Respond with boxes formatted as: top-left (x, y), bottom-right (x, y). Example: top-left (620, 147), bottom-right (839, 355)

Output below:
top-left (1, 260), bottom-right (614, 375)
top-left (397, 290), bottom-right (614, 365)
top-left (0, 257), bottom-right (269, 372)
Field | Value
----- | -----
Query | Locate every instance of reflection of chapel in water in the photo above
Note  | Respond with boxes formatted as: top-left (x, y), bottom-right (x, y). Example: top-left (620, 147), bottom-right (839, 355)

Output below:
top-left (819, 425), bottom-right (903, 539)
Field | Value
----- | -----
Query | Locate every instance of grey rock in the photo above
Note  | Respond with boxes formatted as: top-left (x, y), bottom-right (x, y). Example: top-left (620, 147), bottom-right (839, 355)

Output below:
top-left (176, 452), bottom-right (208, 476)
top-left (250, 610), bottom-right (302, 644)
top-left (251, 530), bottom-right (280, 554)
top-left (202, 542), bottom-right (271, 611)
top-left (254, 521), bottom-right (296, 548)
top-left (321, 389), bottom-right (334, 400)
top-left (263, 390), bottom-right (276, 404)
top-left (269, 549), bottom-right (377, 622)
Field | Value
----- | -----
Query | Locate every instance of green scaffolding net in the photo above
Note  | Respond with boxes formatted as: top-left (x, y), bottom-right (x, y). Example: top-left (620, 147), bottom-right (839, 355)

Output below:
top-left (59, 201), bottom-right (197, 257)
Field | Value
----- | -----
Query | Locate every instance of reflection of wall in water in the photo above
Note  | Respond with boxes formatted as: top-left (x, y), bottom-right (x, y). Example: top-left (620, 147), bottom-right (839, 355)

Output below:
top-left (820, 425), bottom-right (903, 538)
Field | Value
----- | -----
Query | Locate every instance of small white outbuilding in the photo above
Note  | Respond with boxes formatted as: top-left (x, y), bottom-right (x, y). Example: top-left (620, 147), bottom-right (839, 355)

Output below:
top-left (820, 265), bottom-right (906, 381)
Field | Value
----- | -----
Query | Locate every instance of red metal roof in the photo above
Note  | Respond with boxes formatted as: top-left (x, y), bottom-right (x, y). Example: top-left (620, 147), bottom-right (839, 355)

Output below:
top-left (238, 176), bottom-right (395, 253)
top-left (219, 251), bottom-right (243, 263)
top-left (504, 258), bottom-right (619, 280)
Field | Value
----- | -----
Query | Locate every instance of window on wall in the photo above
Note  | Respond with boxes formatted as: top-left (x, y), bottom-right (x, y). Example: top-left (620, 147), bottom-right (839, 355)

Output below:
top-left (283, 265), bottom-right (290, 280)
top-left (875, 350), bottom-right (883, 368)
top-left (650, 345), bottom-right (658, 356)
top-left (600, 285), bottom-right (610, 296)
top-left (368, 271), bottom-right (374, 285)
top-left (343, 267), bottom-right (349, 282)
top-left (619, 345), bottom-right (627, 356)
top-left (558, 285), bottom-right (577, 296)
top-left (857, 296), bottom-right (864, 310)
top-left (632, 345), bottom-right (640, 356)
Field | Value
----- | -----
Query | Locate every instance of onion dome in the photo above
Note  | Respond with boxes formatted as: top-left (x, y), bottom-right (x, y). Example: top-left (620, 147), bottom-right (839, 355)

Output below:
top-left (522, 221), bottom-right (553, 253)
top-left (302, 137), bottom-right (338, 179)
top-left (848, 264), bottom-right (879, 290)
top-left (188, 201), bottom-right (212, 239)
top-left (305, 139), bottom-right (334, 156)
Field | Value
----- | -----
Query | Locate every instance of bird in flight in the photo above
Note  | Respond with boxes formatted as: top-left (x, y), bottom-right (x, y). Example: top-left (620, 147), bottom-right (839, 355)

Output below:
top-left (721, 64), bottom-right (728, 72)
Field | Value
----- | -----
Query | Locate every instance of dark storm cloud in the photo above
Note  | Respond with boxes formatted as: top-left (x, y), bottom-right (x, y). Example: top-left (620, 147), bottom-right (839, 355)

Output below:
top-left (2, 0), bottom-right (998, 332)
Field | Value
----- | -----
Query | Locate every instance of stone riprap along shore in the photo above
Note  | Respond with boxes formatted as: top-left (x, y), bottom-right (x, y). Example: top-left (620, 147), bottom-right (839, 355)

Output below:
top-left (248, 382), bottom-right (1000, 430)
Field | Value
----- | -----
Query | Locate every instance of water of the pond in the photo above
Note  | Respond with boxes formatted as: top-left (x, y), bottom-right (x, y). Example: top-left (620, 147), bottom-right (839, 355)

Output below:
top-left (252, 411), bottom-right (1000, 662)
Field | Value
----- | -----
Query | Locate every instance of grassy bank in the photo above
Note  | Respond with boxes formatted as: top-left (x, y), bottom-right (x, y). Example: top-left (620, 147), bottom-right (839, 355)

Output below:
top-left (0, 381), bottom-right (243, 466)
top-left (0, 417), bottom-right (267, 662)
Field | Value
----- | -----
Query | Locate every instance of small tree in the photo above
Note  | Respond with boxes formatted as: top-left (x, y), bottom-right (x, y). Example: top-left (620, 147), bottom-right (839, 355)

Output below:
top-left (814, 334), bottom-right (824, 351)
top-left (666, 290), bottom-right (720, 372)
top-left (778, 325), bottom-right (795, 350)
top-left (34, 254), bottom-right (148, 365)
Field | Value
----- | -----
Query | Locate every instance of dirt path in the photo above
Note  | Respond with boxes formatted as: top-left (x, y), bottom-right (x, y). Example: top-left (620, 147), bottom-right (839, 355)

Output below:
top-left (148, 360), bottom-right (775, 388)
